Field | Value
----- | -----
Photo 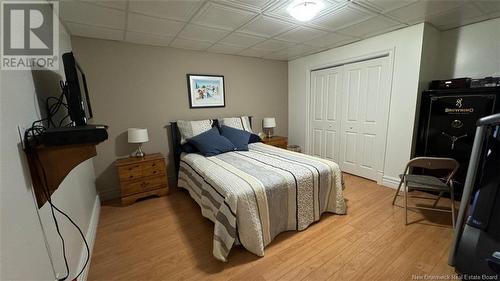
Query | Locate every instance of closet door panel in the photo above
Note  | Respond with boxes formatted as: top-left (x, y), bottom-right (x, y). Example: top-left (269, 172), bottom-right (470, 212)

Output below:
top-left (312, 128), bottom-right (323, 157)
top-left (341, 57), bottom-right (390, 181)
top-left (310, 67), bottom-right (343, 162)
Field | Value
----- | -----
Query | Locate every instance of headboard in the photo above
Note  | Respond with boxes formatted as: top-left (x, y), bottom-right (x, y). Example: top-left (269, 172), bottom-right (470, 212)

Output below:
top-left (170, 117), bottom-right (252, 174)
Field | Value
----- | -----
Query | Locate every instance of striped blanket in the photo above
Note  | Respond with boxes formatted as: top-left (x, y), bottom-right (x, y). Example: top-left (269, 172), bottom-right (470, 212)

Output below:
top-left (177, 143), bottom-right (346, 262)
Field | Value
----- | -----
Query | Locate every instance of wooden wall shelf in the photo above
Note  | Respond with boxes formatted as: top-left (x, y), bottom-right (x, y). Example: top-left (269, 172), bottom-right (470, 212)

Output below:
top-left (25, 143), bottom-right (98, 208)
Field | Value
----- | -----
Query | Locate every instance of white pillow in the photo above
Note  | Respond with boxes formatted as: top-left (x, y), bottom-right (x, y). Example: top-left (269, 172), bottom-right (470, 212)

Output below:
top-left (219, 116), bottom-right (253, 133)
top-left (177, 119), bottom-right (213, 144)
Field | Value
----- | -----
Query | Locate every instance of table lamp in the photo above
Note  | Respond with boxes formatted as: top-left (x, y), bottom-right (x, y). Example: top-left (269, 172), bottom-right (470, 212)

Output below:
top-left (128, 128), bottom-right (149, 157)
top-left (263, 117), bottom-right (276, 138)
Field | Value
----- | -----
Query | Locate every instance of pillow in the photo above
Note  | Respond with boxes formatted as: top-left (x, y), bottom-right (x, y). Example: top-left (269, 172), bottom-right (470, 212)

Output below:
top-left (177, 119), bottom-right (213, 144)
top-left (218, 116), bottom-right (253, 133)
top-left (187, 127), bottom-right (236, 157)
top-left (181, 142), bottom-right (198, 154)
top-left (248, 133), bottom-right (262, 144)
top-left (220, 125), bottom-right (251, 151)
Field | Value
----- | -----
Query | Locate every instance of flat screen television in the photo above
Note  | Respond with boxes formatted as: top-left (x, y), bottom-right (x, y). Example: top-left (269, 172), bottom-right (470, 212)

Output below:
top-left (62, 52), bottom-right (92, 126)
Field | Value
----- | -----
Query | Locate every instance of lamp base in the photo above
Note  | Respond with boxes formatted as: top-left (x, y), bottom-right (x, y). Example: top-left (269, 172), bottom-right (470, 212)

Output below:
top-left (265, 128), bottom-right (274, 138)
top-left (135, 144), bottom-right (146, 158)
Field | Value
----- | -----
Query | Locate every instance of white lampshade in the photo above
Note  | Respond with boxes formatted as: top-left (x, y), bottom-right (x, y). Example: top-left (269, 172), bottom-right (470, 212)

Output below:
top-left (263, 118), bottom-right (276, 129)
top-left (128, 128), bottom-right (149, 143)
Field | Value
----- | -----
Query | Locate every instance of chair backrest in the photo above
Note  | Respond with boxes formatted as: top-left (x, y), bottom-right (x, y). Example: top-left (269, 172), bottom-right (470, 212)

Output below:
top-left (403, 157), bottom-right (460, 183)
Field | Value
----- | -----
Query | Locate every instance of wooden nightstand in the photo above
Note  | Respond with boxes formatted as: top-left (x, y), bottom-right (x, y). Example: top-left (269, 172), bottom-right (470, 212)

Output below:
top-left (115, 153), bottom-right (168, 206)
top-left (262, 136), bottom-right (288, 149)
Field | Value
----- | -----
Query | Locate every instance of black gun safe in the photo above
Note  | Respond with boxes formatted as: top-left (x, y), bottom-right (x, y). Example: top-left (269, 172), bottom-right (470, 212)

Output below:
top-left (414, 87), bottom-right (500, 196)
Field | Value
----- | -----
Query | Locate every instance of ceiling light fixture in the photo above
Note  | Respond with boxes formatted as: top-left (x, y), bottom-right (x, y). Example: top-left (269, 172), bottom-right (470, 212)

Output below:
top-left (287, 0), bottom-right (324, 22)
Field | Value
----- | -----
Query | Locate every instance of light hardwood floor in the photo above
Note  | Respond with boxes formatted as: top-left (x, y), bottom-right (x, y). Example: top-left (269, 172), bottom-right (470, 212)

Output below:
top-left (88, 174), bottom-right (457, 281)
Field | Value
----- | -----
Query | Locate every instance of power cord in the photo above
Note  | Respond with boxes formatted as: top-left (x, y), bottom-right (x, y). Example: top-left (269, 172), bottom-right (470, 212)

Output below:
top-left (25, 82), bottom-right (68, 145)
top-left (33, 152), bottom-right (90, 281)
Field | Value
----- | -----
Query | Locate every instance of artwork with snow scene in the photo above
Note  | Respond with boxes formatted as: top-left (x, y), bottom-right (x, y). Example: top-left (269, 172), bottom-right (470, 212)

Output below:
top-left (187, 74), bottom-right (225, 108)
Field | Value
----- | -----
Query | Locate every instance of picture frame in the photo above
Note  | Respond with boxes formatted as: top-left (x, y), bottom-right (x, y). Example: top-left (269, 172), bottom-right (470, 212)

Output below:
top-left (187, 74), bottom-right (225, 108)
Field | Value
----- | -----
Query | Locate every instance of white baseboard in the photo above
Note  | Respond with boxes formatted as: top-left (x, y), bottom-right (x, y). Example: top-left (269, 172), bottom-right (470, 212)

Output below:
top-left (382, 175), bottom-right (401, 189)
top-left (76, 195), bottom-right (100, 281)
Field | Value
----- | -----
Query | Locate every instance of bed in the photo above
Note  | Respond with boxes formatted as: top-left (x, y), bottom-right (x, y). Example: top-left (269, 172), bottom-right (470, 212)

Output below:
top-left (170, 120), bottom-right (346, 262)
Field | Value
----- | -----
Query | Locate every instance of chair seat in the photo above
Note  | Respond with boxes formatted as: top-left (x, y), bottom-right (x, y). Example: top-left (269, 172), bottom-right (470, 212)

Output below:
top-left (399, 174), bottom-right (450, 192)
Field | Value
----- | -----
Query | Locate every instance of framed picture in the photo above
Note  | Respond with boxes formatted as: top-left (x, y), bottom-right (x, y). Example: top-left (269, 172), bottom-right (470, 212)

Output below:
top-left (187, 74), bottom-right (225, 108)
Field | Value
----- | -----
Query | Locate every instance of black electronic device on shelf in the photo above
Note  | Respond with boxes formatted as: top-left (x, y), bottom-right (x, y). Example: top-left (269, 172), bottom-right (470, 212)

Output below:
top-left (36, 125), bottom-right (108, 146)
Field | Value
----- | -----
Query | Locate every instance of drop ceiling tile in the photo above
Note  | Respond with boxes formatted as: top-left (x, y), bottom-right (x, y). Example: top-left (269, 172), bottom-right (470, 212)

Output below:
top-left (82, 0), bottom-right (127, 10)
top-left (66, 22), bottom-right (124, 41)
top-left (336, 16), bottom-right (404, 38)
top-left (306, 32), bottom-right (356, 47)
top-left (328, 37), bottom-right (360, 48)
top-left (269, 44), bottom-right (320, 58)
top-left (207, 43), bottom-right (247, 54)
top-left (177, 24), bottom-right (230, 43)
top-left (261, 52), bottom-right (289, 60)
top-left (387, 0), bottom-right (467, 24)
top-left (264, 0), bottom-right (345, 24)
top-left (125, 32), bottom-right (174, 47)
top-left (127, 13), bottom-right (185, 36)
top-left (353, 0), bottom-right (417, 13)
top-left (251, 39), bottom-right (296, 51)
top-left (427, 3), bottom-right (486, 30)
top-left (220, 0), bottom-right (275, 12)
top-left (275, 26), bottom-right (328, 43)
top-left (169, 38), bottom-right (213, 51)
top-left (310, 4), bottom-right (374, 31)
top-left (60, 0), bottom-right (126, 29)
top-left (239, 15), bottom-right (295, 37)
top-left (238, 47), bottom-right (273, 57)
top-left (128, 0), bottom-right (203, 22)
top-left (219, 32), bottom-right (266, 47)
top-left (192, 2), bottom-right (258, 30)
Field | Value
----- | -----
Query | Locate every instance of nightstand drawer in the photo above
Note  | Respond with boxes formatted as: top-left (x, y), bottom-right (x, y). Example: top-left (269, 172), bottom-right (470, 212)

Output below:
top-left (118, 164), bottom-right (142, 181)
top-left (262, 136), bottom-right (288, 149)
top-left (142, 160), bottom-right (165, 177)
top-left (121, 175), bottom-right (167, 196)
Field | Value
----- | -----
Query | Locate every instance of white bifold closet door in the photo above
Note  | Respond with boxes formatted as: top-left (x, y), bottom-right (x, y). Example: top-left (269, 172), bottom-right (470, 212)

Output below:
top-left (310, 56), bottom-right (390, 181)
top-left (310, 66), bottom-right (343, 163)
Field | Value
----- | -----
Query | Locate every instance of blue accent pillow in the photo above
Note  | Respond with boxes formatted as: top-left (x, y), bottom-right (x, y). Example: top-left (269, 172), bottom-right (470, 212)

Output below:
top-left (181, 143), bottom-right (198, 154)
top-left (187, 127), bottom-right (236, 156)
top-left (220, 125), bottom-right (251, 151)
top-left (248, 133), bottom-right (262, 144)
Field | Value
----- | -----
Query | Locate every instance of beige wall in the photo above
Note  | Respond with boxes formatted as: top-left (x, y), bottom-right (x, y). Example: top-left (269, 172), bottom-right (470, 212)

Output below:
top-left (436, 18), bottom-right (500, 79)
top-left (71, 37), bottom-right (288, 200)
